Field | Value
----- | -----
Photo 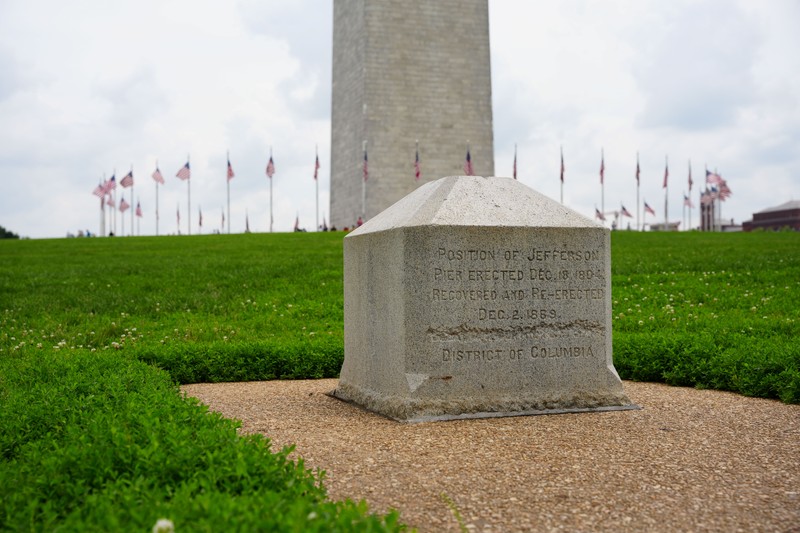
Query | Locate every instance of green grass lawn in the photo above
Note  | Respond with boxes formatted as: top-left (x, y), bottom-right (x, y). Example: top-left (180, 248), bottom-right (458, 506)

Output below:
top-left (1, 230), bottom-right (798, 530)
top-left (611, 231), bottom-right (800, 403)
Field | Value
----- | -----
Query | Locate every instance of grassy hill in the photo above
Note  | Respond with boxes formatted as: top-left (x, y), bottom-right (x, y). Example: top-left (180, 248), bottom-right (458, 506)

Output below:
top-left (1, 230), bottom-right (798, 530)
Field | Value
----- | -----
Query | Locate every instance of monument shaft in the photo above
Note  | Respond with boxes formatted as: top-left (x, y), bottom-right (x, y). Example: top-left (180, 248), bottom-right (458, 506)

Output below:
top-left (330, 0), bottom-right (494, 229)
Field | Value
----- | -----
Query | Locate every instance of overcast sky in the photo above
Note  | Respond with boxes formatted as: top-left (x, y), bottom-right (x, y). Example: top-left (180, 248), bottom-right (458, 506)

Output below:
top-left (1, 0), bottom-right (798, 238)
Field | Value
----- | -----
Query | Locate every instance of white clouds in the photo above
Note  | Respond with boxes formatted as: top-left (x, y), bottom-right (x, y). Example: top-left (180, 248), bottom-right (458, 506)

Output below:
top-left (633, 1), bottom-right (759, 130)
top-left (0, 1), bottom-right (797, 237)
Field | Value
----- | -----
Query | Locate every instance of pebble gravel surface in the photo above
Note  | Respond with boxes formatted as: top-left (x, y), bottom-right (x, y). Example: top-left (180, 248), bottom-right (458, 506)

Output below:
top-left (181, 380), bottom-right (800, 532)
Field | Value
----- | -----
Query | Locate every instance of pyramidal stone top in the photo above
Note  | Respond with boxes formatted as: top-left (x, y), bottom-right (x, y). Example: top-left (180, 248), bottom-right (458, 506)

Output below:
top-left (334, 175), bottom-right (635, 422)
top-left (348, 175), bottom-right (602, 233)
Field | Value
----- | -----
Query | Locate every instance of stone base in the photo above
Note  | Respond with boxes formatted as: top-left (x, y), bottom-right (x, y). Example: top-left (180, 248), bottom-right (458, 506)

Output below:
top-left (331, 382), bottom-right (639, 423)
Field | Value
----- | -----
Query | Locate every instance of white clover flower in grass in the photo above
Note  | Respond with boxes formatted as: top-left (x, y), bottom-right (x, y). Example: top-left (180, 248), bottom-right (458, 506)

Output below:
top-left (152, 518), bottom-right (174, 533)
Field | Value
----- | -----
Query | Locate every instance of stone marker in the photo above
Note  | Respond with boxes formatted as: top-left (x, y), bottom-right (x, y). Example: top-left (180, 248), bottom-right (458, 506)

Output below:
top-left (332, 175), bottom-right (636, 422)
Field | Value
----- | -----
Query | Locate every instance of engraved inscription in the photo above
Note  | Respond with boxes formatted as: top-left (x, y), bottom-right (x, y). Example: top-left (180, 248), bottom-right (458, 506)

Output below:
top-left (430, 240), bottom-right (607, 365)
top-left (478, 308), bottom-right (557, 321)
top-left (530, 346), bottom-right (597, 358)
top-left (439, 345), bottom-right (600, 362)
top-left (442, 348), bottom-right (505, 362)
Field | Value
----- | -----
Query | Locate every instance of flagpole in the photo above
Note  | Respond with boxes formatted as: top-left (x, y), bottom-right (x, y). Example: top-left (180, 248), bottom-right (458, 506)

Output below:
top-left (664, 155), bottom-right (669, 230)
top-left (513, 143), bottom-right (517, 180)
top-left (188, 170), bottom-right (192, 236)
top-left (415, 139), bottom-right (420, 186)
top-left (113, 169), bottom-right (117, 236)
top-left (315, 144), bottom-right (319, 232)
top-left (227, 150), bottom-right (231, 235)
top-left (600, 148), bottom-right (605, 225)
top-left (362, 140), bottom-right (367, 220)
top-left (100, 173), bottom-right (106, 237)
top-left (687, 160), bottom-right (692, 232)
top-left (155, 165), bottom-right (160, 237)
top-left (130, 165), bottom-right (134, 236)
top-left (682, 193), bottom-right (686, 232)
top-left (715, 168), bottom-right (721, 232)
top-left (560, 145), bottom-right (564, 204)
top-left (99, 191), bottom-right (104, 237)
top-left (269, 146), bottom-right (273, 233)
top-left (636, 152), bottom-right (640, 231)
top-left (105, 193), bottom-right (109, 236)
top-left (643, 202), bottom-right (647, 230)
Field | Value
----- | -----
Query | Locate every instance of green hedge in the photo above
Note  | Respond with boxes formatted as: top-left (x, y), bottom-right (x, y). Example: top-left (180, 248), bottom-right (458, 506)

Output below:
top-left (0, 350), bottom-right (402, 531)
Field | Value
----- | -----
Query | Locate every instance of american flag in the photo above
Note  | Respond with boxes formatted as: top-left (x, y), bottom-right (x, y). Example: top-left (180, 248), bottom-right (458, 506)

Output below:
top-left (644, 201), bottom-right (656, 216)
top-left (92, 183), bottom-right (105, 198)
top-left (266, 156), bottom-right (275, 178)
top-left (199, 207), bottom-right (203, 228)
top-left (221, 211), bottom-right (225, 229)
top-left (415, 147), bottom-right (421, 181)
top-left (706, 169), bottom-right (723, 185)
top-left (683, 194), bottom-right (694, 208)
top-left (463, 147), bottom-right (473, 176)
top-left (314, 153), bottom-right (320, 181)
top-left (104, 175), bottom-right (117, 194)
top-left (688, 162), bottom-right (693, 191)
top-left (106, 194), bottom-right (114, 208)
top-left (663, 161), bottom-right (669, 189)
top-left (294, 214), bottom-right (300, 231)
top-left (621, 205), bottom-right (633, 218)
top-left (560, 148), bottom-right (565, 183)
top-left (227, 158), bottom-right (235, 181)
top-left (701, 191), bottom-right (713, 205)
top-left (595, 208), bottom-right (606, 221)
top-left (119, 197), bottom-right (130, 213)
top-left (136, 201), bottom-right (143, 217)
top-left (719, 180), bottom-right (732, 200)
top-left (635, 156), bottom-right (640, 185)
top-left (362, 148), bottom-right (368, 182)
top-left (120, 171), bottom-right (134, 188)
top-left (600, 150), bottom-right (605, 185)
top-left (176, 162), bottom-right (191, 180)
top-left (152, 167), bottom-right (165, 184)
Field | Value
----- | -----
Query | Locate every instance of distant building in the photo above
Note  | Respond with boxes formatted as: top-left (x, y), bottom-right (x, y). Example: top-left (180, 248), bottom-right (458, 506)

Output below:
top-left (700, 197), bottom-right (716, 231)
top-left (742, 200), bottom-right (800, 232)
top-left (700, 198), bottom-right (742, 232)
top-left (648, 221), bottom-right (681, 231)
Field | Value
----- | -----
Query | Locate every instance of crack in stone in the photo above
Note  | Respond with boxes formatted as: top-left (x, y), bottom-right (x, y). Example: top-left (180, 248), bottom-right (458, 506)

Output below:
top-left (426, 321), bottom-right (604, 341)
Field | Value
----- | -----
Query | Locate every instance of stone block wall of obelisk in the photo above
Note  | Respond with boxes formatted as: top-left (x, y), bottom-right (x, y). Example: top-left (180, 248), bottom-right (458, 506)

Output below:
top-left (330, 0), bottom-right (494, 229)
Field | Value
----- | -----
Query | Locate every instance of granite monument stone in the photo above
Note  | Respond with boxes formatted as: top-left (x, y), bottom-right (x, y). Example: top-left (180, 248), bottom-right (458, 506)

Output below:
top-left (333, 176), bottom-right (636, 421)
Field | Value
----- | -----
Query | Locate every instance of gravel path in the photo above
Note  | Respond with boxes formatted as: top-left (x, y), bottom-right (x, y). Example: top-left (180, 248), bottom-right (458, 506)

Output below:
top-left (181, 380), bottom-right (800, 532)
